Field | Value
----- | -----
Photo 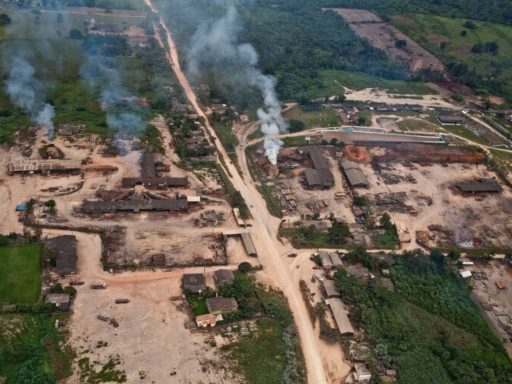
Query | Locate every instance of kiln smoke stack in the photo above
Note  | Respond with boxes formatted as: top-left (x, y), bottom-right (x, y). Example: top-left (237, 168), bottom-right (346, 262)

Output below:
top-left (186, 2), bottom-right (287, 164)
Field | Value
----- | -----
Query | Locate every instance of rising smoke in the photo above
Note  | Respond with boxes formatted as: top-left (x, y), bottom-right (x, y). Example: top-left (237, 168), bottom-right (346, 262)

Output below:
top-left (187, 3), bottom-right (287, 164)
top-left (4, 55), bottom-right (55, 138)
top-left (81, 48), bottom-right (145, 146)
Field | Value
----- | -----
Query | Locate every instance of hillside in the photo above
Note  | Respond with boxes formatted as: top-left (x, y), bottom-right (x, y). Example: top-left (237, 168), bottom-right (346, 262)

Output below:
top-left (392, 14), bottom-right (512, 101)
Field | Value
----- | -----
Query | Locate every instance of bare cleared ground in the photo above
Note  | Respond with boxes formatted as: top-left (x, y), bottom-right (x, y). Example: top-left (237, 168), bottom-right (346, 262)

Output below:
top-left (344, 87), bottom-right (454, 108)
top-left (0, 124), bottom-right (250, 269)
top-left (358, 159), bottom-right (512, 249)
top-left (277, 147), bottom-right (355, 225)
top-left (330, 8), bottom-right (446, 76)
top-left (53, 230), bottom-right (238, 384)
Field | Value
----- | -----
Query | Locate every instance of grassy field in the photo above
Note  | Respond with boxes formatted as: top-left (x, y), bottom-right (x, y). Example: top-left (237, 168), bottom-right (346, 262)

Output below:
top-left (316, 70), bottom-right (437, 96)
top-left (222, 288), bottom-right (305, 384)
top-left (392, 14), bottom-right (512, 99)
top-left (214, 122), bottom-right (239, 154)
top-left (188, 296), bottom-right (208, 316)
top-left (224, 318), bottom-right (287, 384)
top-left (443, 125), bottom-right (488, 145)
top-left (397, 118), bottom-right (445, 132)
top-left (0, 244), bottom-right (42, 305)
top-left (283, 106), bottom-right (339, 129)
top-left (282, 136), bottom-right (309, 147)
top-left (0, 313), bottom-right (73, 382)
top-left (490, 149), bottom-right (512, 179)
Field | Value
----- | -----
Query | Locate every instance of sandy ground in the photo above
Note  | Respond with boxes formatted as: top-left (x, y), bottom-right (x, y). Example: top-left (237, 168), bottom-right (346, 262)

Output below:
top-left (344, 87), bottom-right (455, 108)
top-left (277, 150), bottom-right (356, 225)
top-left (50, 229), bottom-right (237, 383)
top-left (358, 161), bottom-right (512, 249)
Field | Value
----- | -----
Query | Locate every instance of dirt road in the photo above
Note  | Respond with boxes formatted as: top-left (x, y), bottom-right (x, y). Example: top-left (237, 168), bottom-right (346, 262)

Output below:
top-left (62, 229), bottom-right (237, 383)
top-left (144, 1), bottom-right (335, 382)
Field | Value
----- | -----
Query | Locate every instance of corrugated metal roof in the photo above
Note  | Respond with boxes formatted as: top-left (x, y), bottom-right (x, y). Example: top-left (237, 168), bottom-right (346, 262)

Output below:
top-left (241, 233), bottom-right (257, 256)
top-left (341, 160), bottom-right (369, 188)
top-left (304, 168), bottom-right (334, 188)
top-left (328, 298), bottom-right (354, 335)
top-left (456, 179), bottom-right (501, 193)
top-left (323, 279), bottom-right (340, 298)
top-left (82, 198), bottom-right (188, 213)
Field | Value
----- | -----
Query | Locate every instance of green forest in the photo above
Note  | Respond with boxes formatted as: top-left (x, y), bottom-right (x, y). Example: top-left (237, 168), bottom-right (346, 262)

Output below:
top-left (261, 0), bottom-right (512, 26)
top-left (335, 250), bottom-right (512, 384)
top-left (156, 0), bottom-right (512, 103)
top-left (156, 0), bottom-right (406, 103)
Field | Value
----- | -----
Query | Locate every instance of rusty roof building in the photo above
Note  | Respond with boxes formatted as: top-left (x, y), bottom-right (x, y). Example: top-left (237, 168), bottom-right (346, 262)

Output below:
top-left (7, 160), bottom-right (82, 175)
top-left (304, 168), bottom-right (335, 189)
top-left (141, 152), bottom-right (157, 178)
top-left (322, 279), bottom-right (341, 298)
top-left (121, 151), bottom-right (188, 189)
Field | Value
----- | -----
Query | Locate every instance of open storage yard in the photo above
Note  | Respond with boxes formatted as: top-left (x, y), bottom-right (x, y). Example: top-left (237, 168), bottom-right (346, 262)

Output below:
top-left (249, 139), bottom-right (512, 251)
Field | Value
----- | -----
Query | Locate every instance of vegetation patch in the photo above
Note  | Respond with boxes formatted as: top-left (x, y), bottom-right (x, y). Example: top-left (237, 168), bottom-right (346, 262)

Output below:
top-left (215, 164), bottom-right (251, 219)
top-left (319, 70), bottom-right (436, 95)
top-left (0, 244), bottom-right (42, 305)
top-left (78, 355), bottom-right (127, 384)
top-left (223, 288), bottom-right (306, 384)
top-left (396, 118), bottom-right (444, 132)
top-left (335, 250), bottom-right (512, 384)
top-left (257, 185), bottom-right (284, 218)
top-left (141, 124), bottom-right (164, 154)
top-left (443, 124), bottom-right (487, 145)
top-left (0, 313), bottom-right (74, 383)
top-left (281, 220), bottom-right (351, 248)
top-left (283, 106), bottom-right (339, 129)
top-left (392, 14), bottom-right (512, 101)
top-left (282, 136), bottom-right (309, 147)
top-left (188, 296), bottom-right (208, 316)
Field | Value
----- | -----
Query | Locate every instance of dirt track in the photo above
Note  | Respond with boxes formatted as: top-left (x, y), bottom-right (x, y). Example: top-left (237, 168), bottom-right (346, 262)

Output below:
top-left (329, 8), bottom-right (446, 77)
top-left (61, 229), bottom-right (237, 383)
top-left (145, 1), bottom-right (344, 382)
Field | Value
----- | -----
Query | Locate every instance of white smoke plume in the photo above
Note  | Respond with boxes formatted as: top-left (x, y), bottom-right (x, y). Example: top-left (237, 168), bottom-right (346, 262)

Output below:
top-left (35, 104), bottom-right (55, 137)
top-left (100, 66), bottom-right (145, 137)
top-left (187, 3), bottom-right (287, 164)
top-left (81, 50), bottom-right (145, 142)
top-left (4, 55), bottom-right (55, 138)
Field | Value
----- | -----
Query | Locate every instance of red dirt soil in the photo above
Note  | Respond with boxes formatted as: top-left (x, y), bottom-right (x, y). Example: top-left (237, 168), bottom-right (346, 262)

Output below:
top-left (344, 145), bottom-right (370, 162)
top-left (375, 144), bottom-right (485, 163)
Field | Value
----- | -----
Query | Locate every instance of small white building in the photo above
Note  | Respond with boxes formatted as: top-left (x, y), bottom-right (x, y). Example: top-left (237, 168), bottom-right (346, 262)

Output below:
top-left (460, 270), bottom-right (473, 279)
top-left (353, 363), bottom-right (372, 382)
